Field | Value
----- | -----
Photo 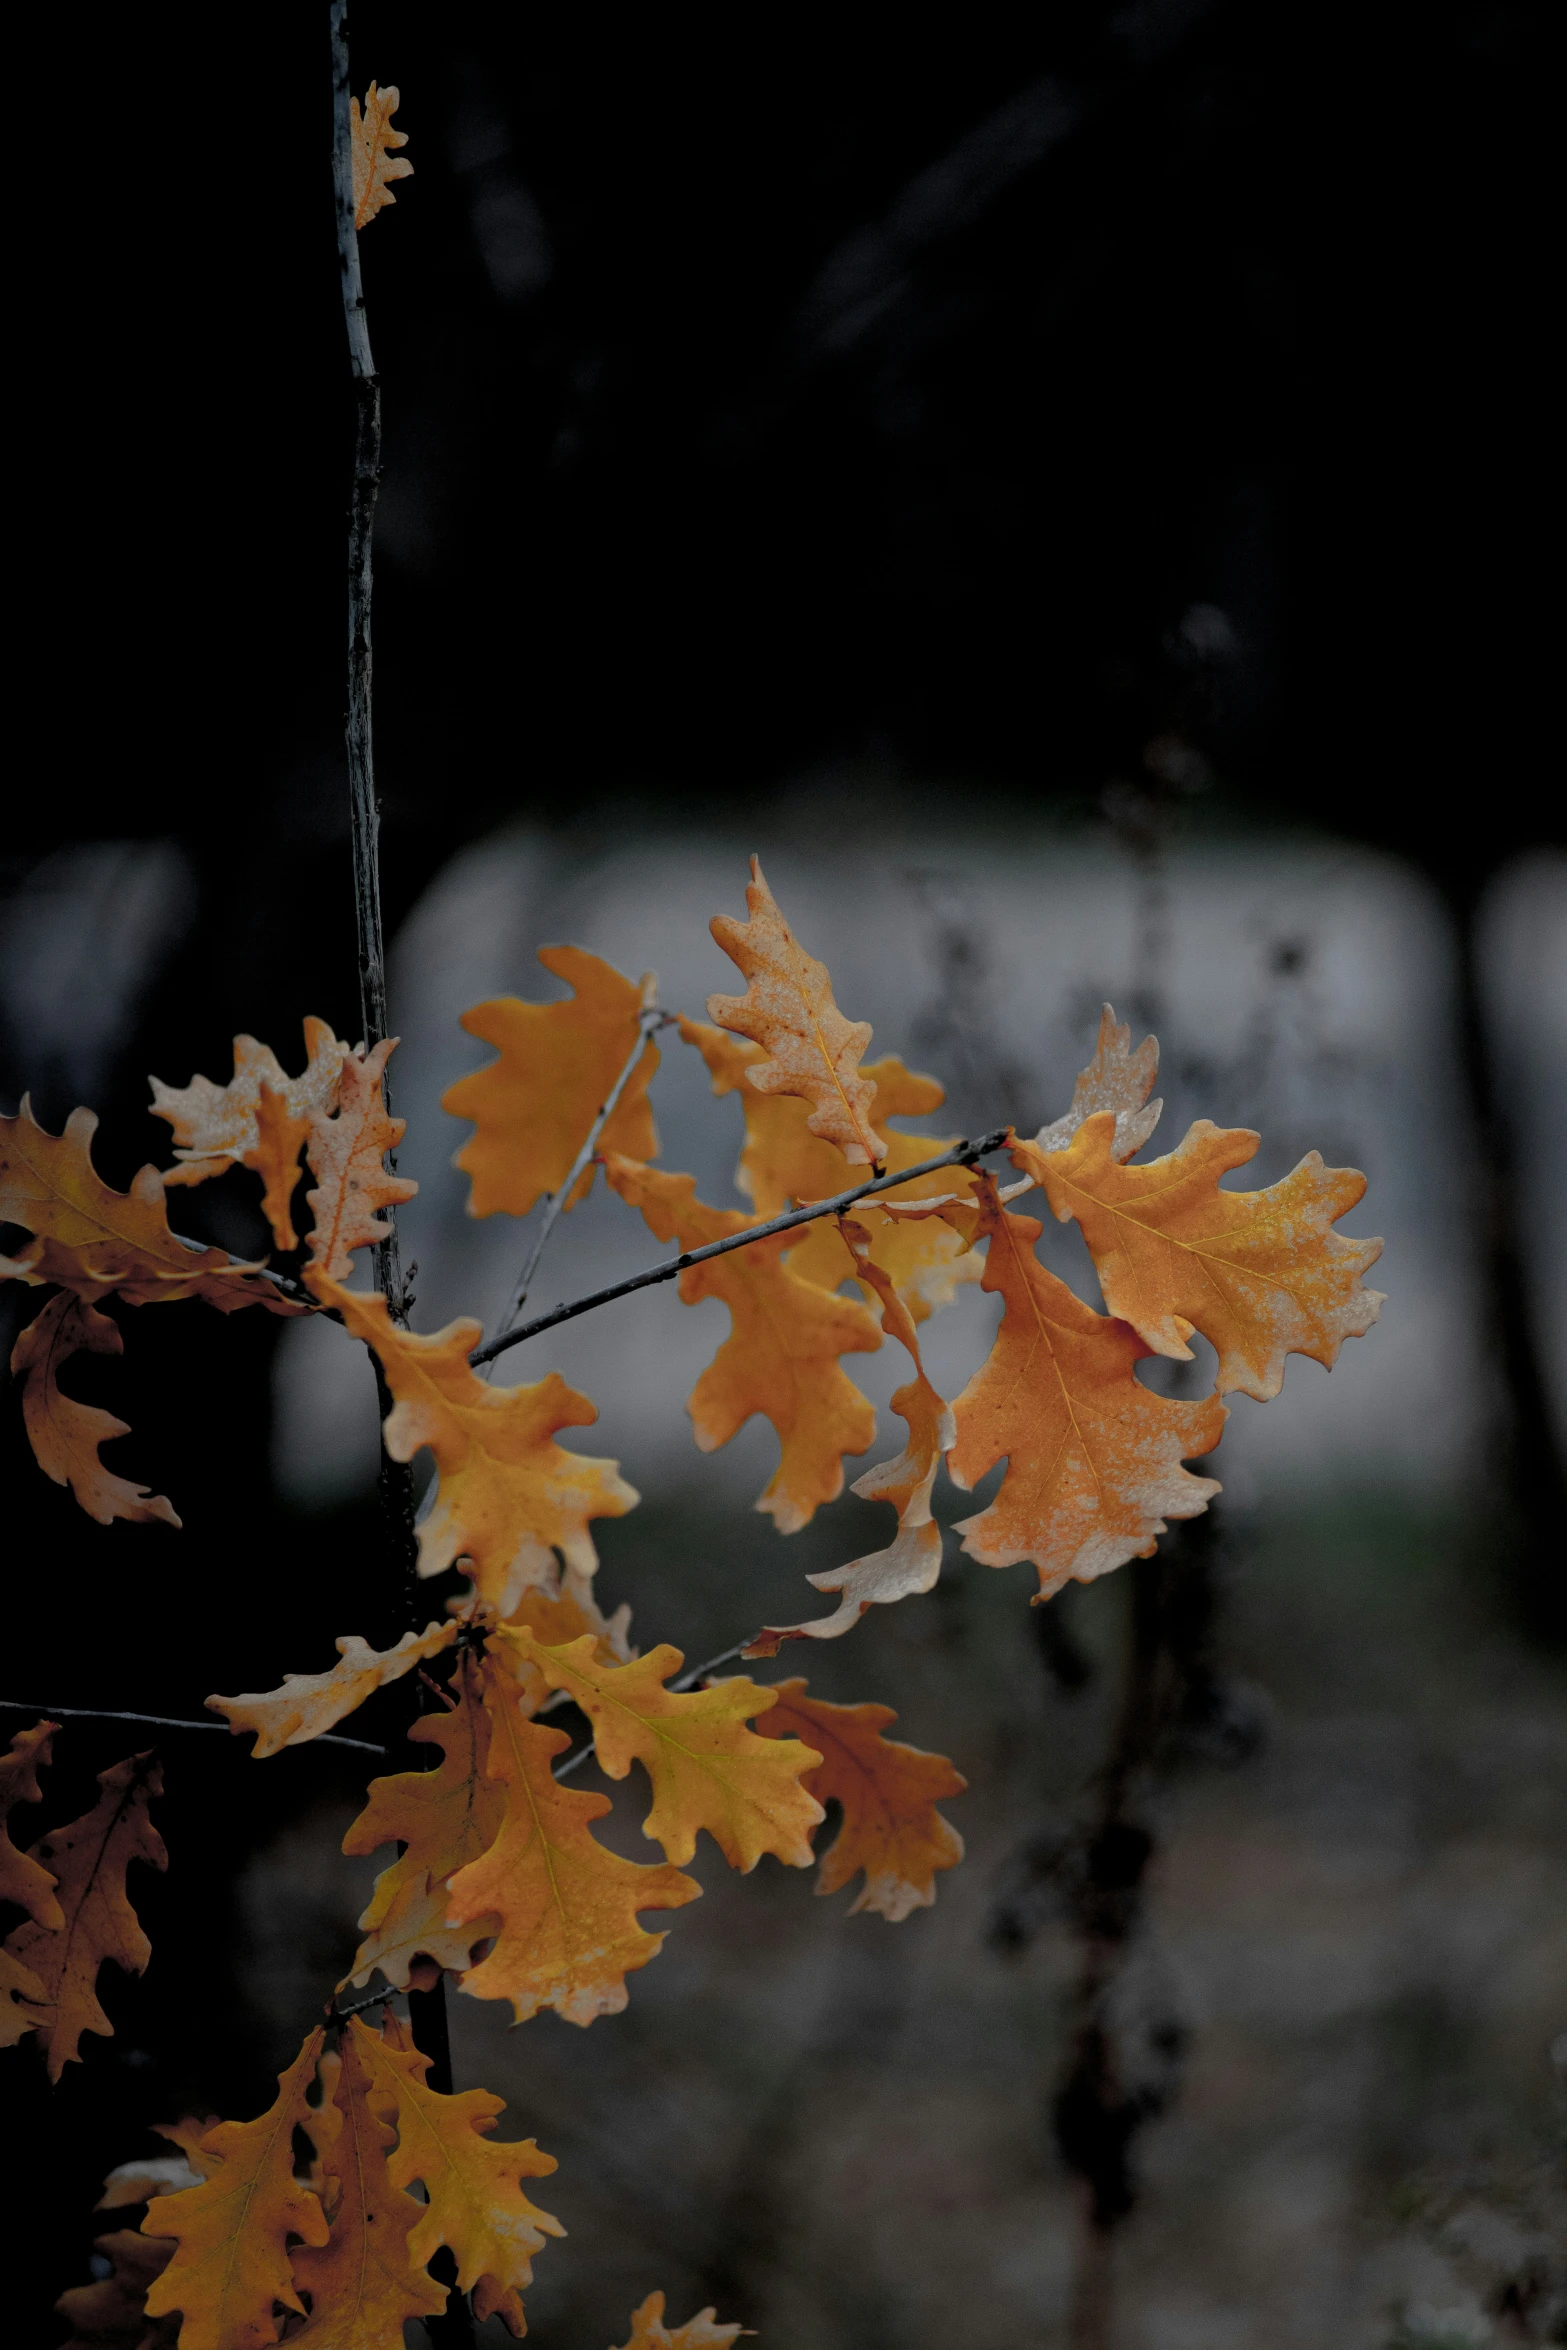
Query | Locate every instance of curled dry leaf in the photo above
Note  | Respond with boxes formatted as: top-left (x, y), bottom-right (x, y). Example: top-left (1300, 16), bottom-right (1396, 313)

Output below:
top-left (748, 1219), bottom-right (954, 1652)
top-left (949, 1177), bottom-right (1225, 1600)
top-left (444, 946), bottom-right (660, 1220)
top-left (0, 1717), bottom-right (64, 1929)
top-left (680, 1017), bottom-right (983, 1320)
top-left (55, 2227), bottom-right (178, 2350)
top-left (754, 1680), bottom-right (966, 1921)
top-left (0, 1100), bottom-right (297, 1312)
top-left (1022, 1113), bottom-right (1385, 1402)
top-left (707, 855), bottom-right (887, 1165)
top-left (206, 1618), bottom-right (456, 1757)
top-left (303, 1036), bottom-right (418, 1279)
top-left (4, 1751), bottom-right (166, 2080)
top-left (614, 2291), bottom-right (749, 2349)
top-left (603, 1152), bottom-right (880, 1531)
top-left (314, 1272), bottom-right (638, 1613)
top-left (445, 1648), bottom-right (699, 2027)
top-left (143, 2032), bottom-right (330, 2350)
top-left (1031, 1002), bottom-right (1163, 1163)
top-left (504, 1629), bottom-right (824, 1872)
top-left (351, 81), bottom-right (414, 229)
top-left (12, 1292), bottom-right (180, 1528)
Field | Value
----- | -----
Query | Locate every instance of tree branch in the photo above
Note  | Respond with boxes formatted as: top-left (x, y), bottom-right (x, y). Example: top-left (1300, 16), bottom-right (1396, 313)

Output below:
top-left (469, 1127), bottom-right (1012, 1368)
top-left (0, 1699), bottom-right (385, 1756)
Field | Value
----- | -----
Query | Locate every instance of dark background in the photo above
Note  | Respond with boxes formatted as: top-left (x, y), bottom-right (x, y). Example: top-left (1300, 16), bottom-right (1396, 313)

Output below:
top-left (3, 3), bottom-right (1558, 2341)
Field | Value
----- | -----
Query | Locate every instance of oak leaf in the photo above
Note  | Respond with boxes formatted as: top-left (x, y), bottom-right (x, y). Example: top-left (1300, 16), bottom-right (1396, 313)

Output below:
top-left (444, 947), bottom-right (659, 1219)
top-left (948, 1177), bottom-right (1225, 1599)
top-left (12, 1293), bottom-right (180, 1527)
top-left (56, 2227), bottom-right (178, 2350)
top-left (341, 1652), bottom-right (506, 1993)
top-left (303, 1037), bottom-right (418, 1279)
top-left (0, 1099), bottom-right (295, 1311)
top-left (286, 2019), bottom-right (447, 2347)
top-left (1032, 1003), bottom-right (1163, 1162)
top-left (502, 1630), bottom-right (824, 1871)
top-left (614, 2292), bottom-right (748, 2349)
top-left (1020, 1114), bottom-right (1385, 1402)
top-left (352, 83), bottom-right (414, 229)
top-left (314, 1273), bottom-right (638, 1612)
top-left (98, 2153), bottom-right (205, 2209)
top-left (5, 1751), bottom-right (166, 2080)
top-left (355, 2009), bottom-right (563, 2313)
top-left (0, 1946), bottom-right (50, 2048)
top-left (142, 2034), bottom-right (329, 2349)
top-left (0, 1717), bottom-right (64, 1928)
top-left (206, 1619), bottom-right (457, 1757)
top-left (707, 856), bottom-right (887, 1164)
top-left (680, 1017), bottom-right (982, 1321)
top-left (754, 1680), bottom-right (965, 1921)
top-left (747, 1219), bottom-right (954, 1651)
top-left (150, 1018), bottom-right (349, 1232)
top-left (445, 1649), bottom-right (699, 2027)
top-left (603, 1152), bottom-right (879, 1532)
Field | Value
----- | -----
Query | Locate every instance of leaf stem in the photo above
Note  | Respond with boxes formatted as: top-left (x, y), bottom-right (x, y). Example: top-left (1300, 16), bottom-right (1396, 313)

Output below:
top-left (469, 1126), bottom-right (1012, 1368)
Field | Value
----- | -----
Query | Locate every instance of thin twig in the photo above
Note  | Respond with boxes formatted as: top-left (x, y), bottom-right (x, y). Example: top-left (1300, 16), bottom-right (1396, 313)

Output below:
top-left (470, 1127), bottom-right (1012, 1368)
top-left (329, 1984), bottom-right (400, 2025)
top-left (0, 1700), bottom-right (386, 1756)
top-left (670, 1643), bottom-right (747, 1691)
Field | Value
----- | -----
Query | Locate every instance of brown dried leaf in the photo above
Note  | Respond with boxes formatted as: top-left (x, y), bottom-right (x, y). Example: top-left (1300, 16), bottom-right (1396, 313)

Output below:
top-left (55, 2227), bottom-right (178, 2350)
top-left (206, 1619), bottom-right (456, 1757)
top-left (12, 1292), bottom-right (180, 1527)
top-left (614, 2292), bottom-right (749, 2349)
top-left (149, 1018), bottom-right (349, 1184)
top-left (303, 1037), bottom-right (417, 1280)
top-left (352, 82), bottom-right (414, 229)
top-left (1031, 1003), bottom-right (1163, 1162)
top-left (0, 1717), bottom-right (64, 1928)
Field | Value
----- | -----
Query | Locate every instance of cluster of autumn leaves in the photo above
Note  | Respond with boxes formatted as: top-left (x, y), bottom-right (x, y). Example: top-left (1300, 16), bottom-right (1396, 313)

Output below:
top-left (2, 855), bottom-right (1383, 2344)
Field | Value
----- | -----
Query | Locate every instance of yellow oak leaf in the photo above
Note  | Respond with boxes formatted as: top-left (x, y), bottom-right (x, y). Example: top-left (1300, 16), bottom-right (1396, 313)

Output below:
top-left (614, 2291), bottom-right (748, 2349)
top-left (503, 1630), bottom-right (824, 1872)
top-left (753, 1679), bottom-right (966, 1921)
top-left (445, 1649), bottom-right (699, 2027)
top-left (300, 1037), bottom-right (417, 1279)
top-left (286, 2019), bottom-right (448, 2346)
top-left (352, 82), bottom-right (414, 230)
top-left (680, 1017), bottom-right (982, 1321)
top-left (444, 947), bottom-right (660, 1219)
top-left (313, 1274), bottom-right (639, 1612)
top-left (12, 1292), bottom-right (180, 1528)
top-left (55, 2227), bottom-right (178, 2350)
top-left (0, 1946), bottom-right (49, 2048)
top-left (4, 1752), bottom-right (165, 2081)
top-left (149, 1017), bottom-right (349, 1186)
top-left (502, 1567), bottom-right (634, 1715)
top-left (341, 1652), bottom-right (506, 1993)
top-left (1031, 1002), bottom-right (1163, 1162)
top-left (747, 1220), bottom-right (954, 1651)
top-left (356, 2009), bottom-right (564, 2308)
top-left (948, 1177), bottom-right (1226, 1600)
top-left (143, 2035), bottom-right (330, 2350)
top-left (707, 856), bottom-right (887, 1165)
top-left (1019, 1113), bottom-right (1385, 1402)
top-left (603, 1152), bottom-right (879, 1532)
top-left (0, 1717), bottom-right (64, 1928)
top-left (206, 1619), bottom-right (456, 1757)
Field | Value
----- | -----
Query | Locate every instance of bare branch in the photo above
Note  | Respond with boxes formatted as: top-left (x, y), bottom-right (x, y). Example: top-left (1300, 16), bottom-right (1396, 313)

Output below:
top-left (469, 1126), bottom-right (1011, 1368)
top-left (0, 1698), bottom-right (385, 1757)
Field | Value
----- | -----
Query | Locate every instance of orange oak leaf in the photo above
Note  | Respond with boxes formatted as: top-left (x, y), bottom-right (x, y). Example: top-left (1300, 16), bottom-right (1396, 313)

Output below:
top-left (56, 2227), bottom-right (178, 2350)
top-left (0, 1100), bottom-right (297, 1314)
top-left (1031, 1002), bottom-right (1163, 1162)
top-left (948, 1177), bottom-right (1225, 1600)
top-left (753, 1680), bottom-right (966, 1920)
top-left (341, 1651), bottom-right (506, 1993)
top-left (356, 2009), bottom-right (563, 2314)
top-left (352, 82), bottom-right (414, 229)
top-left (614, 2292), bottom-right (748, 2349)
top-left (603, 1152), bottom-right (879, 1532)
top-left (250, 1085), bottom-right (313, 1251)
top-left (206, 1619), bottom-right (457, 1757)
top-left (149, 1018), bottom-right (349, 1184)
top-left (286, 2019), bottom-right (448, 2347)
top-left (4, 1752), bottom-right (166, 2080)
top-left (443, 947), bottom-right (660, 1219)
top-left (12, 1292), bottom-right (180, 1527)
top-left (313, 1273), bottom-right (638, 1612)
top-left (0, 1718), bottom-right (64, 1928)
top-left (142, 2033), bottom-right (330, 2350)
top-left (707, 856), bottom-right (887, 1165)
top-left (1019, 1114), bottom-right (1385, 1403)
top-left (303, 1037), bottom-right (418, 1280)
top-left (680, 1017), bottom-right (982, 1321)
top-left (502, 1630), bottom-right (823, 1871)
top-left (747, 1220), bottom-right (954, 1651)
top-left (445, 1648), bottom-right (699, 2027)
